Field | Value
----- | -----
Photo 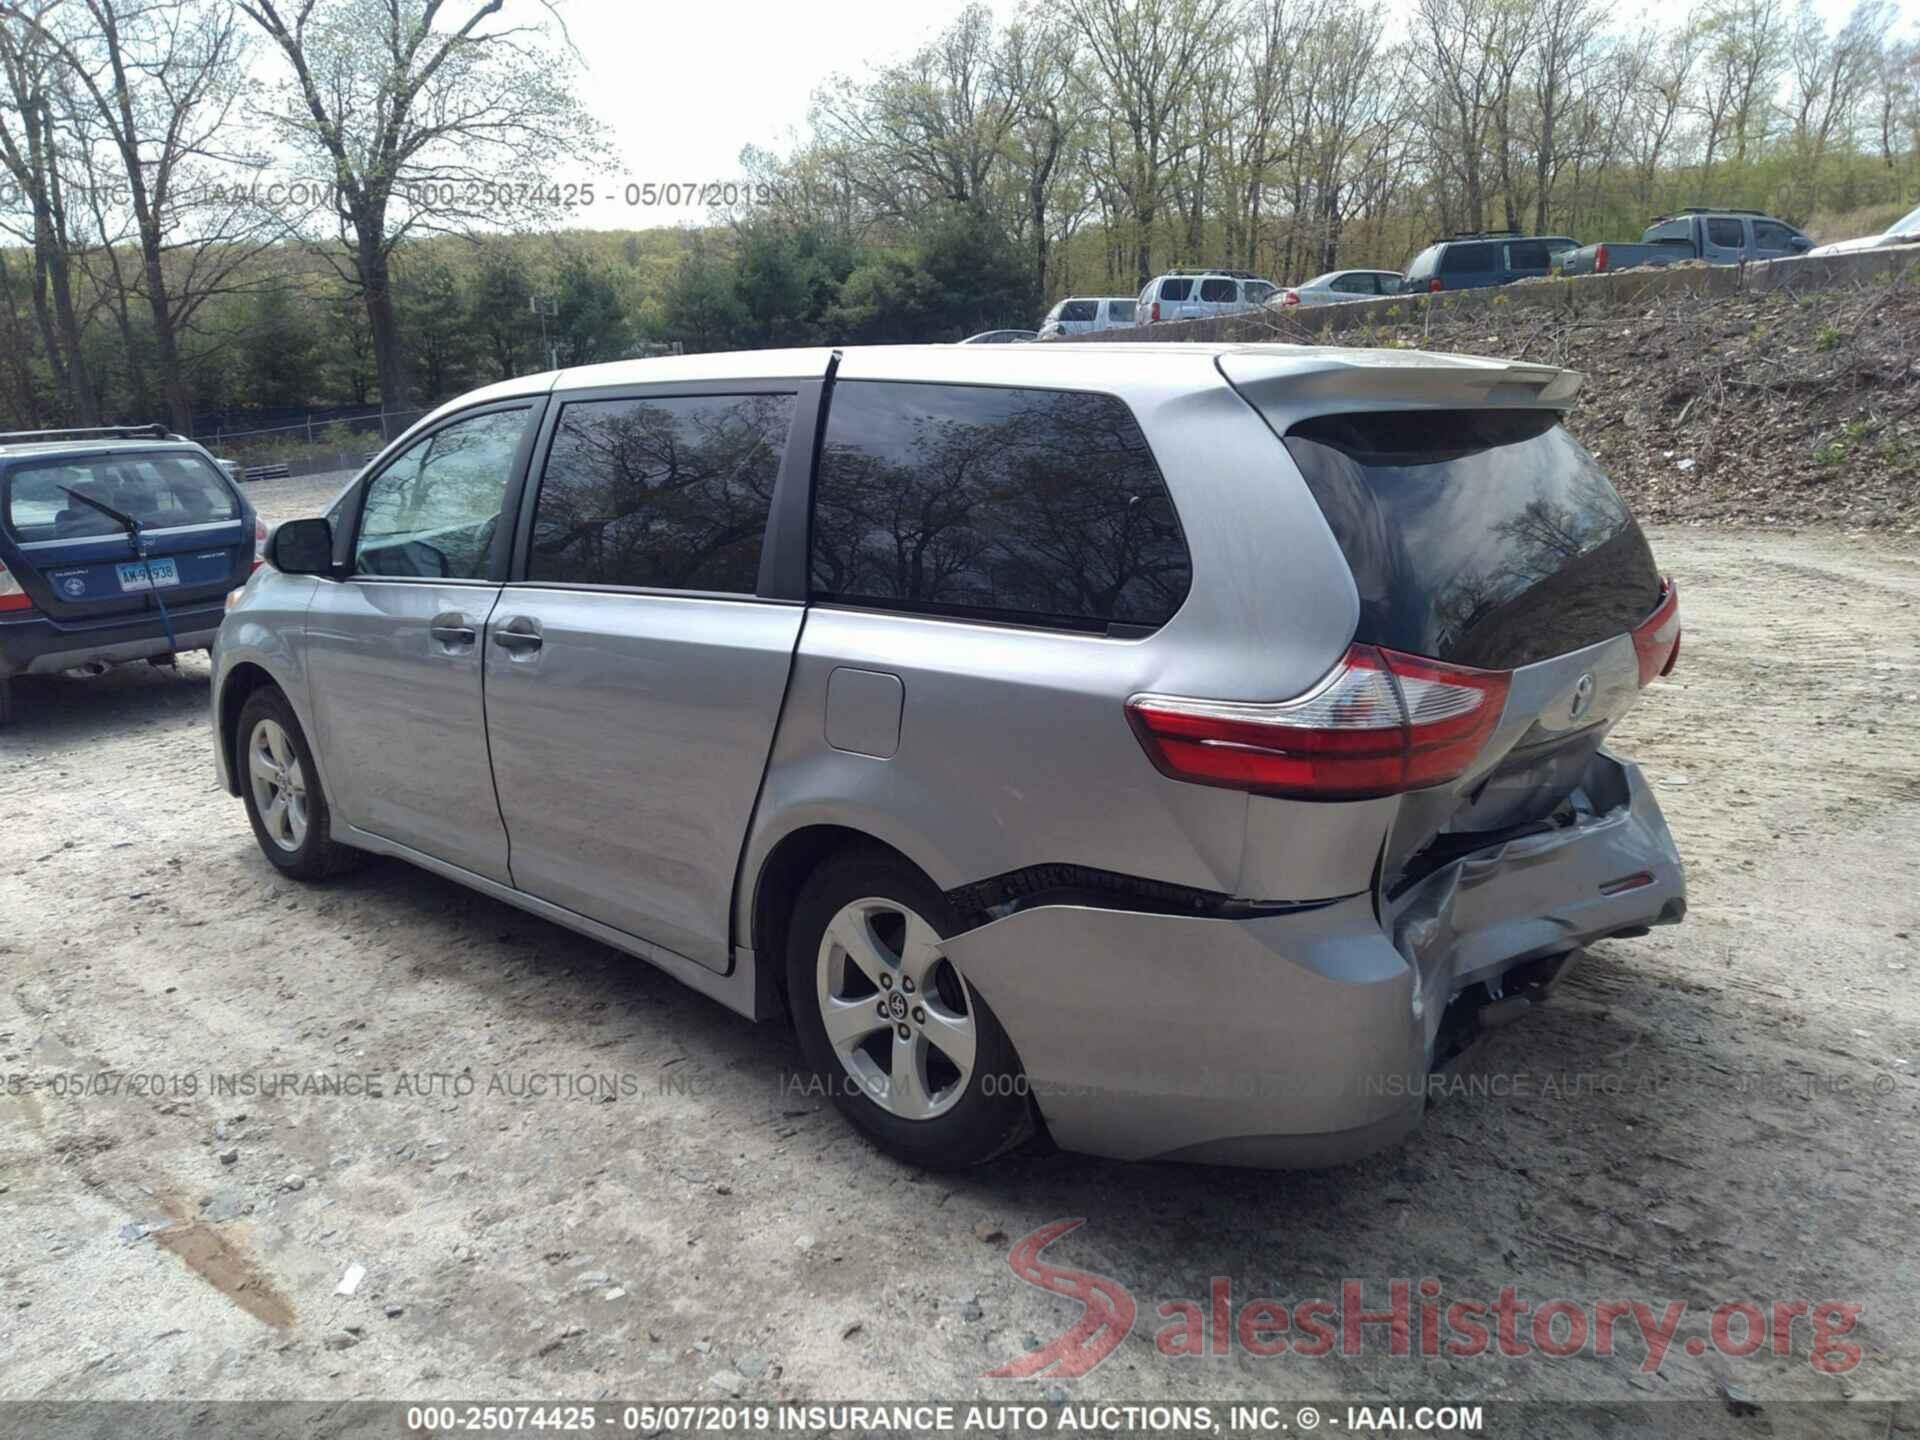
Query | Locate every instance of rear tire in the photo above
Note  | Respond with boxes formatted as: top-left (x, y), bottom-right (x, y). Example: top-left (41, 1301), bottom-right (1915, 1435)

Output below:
top-left (237, 686), bottom-right (361, 881)
top-left (787, 848), bottom-right (1032, 1169)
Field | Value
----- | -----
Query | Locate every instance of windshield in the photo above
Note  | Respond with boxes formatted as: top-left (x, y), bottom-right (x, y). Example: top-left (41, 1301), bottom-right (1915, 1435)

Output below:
top-left (4, 452), bottom-right (238, 543)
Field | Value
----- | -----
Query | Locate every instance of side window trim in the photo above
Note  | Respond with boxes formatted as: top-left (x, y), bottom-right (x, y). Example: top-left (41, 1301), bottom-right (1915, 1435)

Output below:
top-left (336, 396), bottom-right (547, 583)
top-left (505, 373), bottom-right (828, 601)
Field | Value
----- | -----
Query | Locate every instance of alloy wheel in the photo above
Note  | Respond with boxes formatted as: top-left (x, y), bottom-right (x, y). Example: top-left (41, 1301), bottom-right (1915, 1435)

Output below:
top-left (248, 717), bottom-right (310, 852)
top-left (815, 897), bottom-right (977, 1121)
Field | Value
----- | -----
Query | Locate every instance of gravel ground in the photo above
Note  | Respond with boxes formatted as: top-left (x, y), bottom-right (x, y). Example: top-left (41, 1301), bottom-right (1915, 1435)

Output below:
top-left (2, 472), bottom-right (1917, 1422)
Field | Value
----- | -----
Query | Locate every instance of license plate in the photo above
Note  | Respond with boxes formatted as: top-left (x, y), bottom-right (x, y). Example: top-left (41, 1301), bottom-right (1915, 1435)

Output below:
top-left (116, 557), bottom-right (179, 591)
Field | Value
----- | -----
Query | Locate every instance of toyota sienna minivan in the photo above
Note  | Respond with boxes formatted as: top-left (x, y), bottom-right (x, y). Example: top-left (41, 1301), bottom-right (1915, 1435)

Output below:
top-left (211, 343), bottom-right (1685, 1170)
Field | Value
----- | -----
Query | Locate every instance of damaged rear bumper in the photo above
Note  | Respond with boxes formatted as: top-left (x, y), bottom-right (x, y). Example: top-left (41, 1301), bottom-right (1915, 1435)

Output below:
top-left (942, 752), bottom-right (1684, 1169)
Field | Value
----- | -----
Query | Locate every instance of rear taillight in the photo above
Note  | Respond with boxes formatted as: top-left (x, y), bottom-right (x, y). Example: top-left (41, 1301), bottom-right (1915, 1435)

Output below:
top-left (1127, 645), bottom-right (1510, 801)
top-left (1282, 289), bottom-right (1299, 306)
top-left (0, 559), bottom-right (32, 612)
top-left (1594, 243), bottom-right (1609, 273)
top-left (252, 516), bottom-right (268, 571)
top-left (1630, 579), bottom-right (1680, 686)
top-left (1149, 301), bottom-right (1161, 322)
top-left (1428, 277), bottom-right (1443, 293)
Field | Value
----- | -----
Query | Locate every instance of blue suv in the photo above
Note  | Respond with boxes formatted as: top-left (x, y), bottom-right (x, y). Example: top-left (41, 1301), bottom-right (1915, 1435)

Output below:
top-left (0, 426), bottom-right (262, 723)
top-left (1404, 232), bottom-right (1579, 293)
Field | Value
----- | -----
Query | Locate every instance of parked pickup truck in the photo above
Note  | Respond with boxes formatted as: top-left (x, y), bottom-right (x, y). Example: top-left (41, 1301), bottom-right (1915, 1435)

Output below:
top-left (1558, 209), bottom-right (1811, 275)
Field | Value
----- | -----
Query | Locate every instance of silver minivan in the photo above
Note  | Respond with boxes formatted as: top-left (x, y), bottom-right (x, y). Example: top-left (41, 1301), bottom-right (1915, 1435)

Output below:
top-left (212, 344), bottom-right (1686, 1170)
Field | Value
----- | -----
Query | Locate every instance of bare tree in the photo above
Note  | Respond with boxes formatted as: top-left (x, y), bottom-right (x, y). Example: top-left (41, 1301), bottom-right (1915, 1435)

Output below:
top-left (0, 1), bottom-right (96, 422)
top-left (238, 0), bottom-right (601, 411)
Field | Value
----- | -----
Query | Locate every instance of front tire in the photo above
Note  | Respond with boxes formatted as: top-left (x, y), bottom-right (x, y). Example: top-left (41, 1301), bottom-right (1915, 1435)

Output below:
top-left (237, 686), bottom-right (360, 881)
top-left (787, 848), bottom-right (1032, 1169)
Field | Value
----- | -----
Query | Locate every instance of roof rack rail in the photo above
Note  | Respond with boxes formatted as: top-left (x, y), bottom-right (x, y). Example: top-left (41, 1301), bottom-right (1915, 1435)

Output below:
top-left (1444, 229), bottom-right (1522, 240)
top-left (1161, 267), bottom-right (1260, 279)
top-left (0, 423), bottom-right (179, 445)
top-left (1666, 207), bottom-right (1769, 218)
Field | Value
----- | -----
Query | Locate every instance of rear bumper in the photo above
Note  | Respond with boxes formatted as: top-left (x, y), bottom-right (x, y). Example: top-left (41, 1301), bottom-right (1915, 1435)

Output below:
top-left (0, 603), bottom-right (225, 678)
top-left (942, 752), bottom-right (1684, 1168)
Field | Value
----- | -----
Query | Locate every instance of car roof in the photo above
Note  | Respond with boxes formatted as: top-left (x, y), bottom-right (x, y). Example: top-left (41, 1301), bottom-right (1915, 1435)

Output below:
top-left (0, 436), bottom-right (208, 464)
top-left (400, 342), bottom-right (1580, 443)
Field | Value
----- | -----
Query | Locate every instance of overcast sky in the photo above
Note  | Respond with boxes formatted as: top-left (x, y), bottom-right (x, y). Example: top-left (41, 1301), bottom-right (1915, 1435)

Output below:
top-left (553, 0), bottom-right (1902, 228)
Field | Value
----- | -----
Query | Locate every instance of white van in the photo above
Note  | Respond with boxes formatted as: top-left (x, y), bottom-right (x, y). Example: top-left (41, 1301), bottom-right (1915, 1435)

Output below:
top-left (1037, 296), bottom-right (1138, 339)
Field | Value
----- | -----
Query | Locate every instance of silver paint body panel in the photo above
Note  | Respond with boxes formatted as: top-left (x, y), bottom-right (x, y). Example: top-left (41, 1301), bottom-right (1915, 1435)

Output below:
top-left (213, 341), bottom-right (1686, 1168)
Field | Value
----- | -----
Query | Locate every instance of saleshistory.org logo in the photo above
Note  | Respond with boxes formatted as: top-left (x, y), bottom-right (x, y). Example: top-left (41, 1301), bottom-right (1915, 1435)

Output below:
top-left (984, 1220), bottom-right (1863, 1378)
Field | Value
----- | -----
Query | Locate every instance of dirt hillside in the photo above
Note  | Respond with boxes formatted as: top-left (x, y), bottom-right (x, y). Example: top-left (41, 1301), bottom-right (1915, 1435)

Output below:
top-left (1286, 277), bottom-right (1920, 532)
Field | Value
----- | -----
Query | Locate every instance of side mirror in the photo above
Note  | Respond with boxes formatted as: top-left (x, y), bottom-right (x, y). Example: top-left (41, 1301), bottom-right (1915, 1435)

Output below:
top-left (1790, 235), bottom-right (1812, 253)
top-left (268, 516), bottom-right (335, 576)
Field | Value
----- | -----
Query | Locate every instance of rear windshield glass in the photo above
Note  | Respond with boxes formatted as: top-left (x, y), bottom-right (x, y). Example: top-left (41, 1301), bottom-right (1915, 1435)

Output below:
top-left (1284, 411), bottom-right (1662, 670)
top-left (5, 453), bottom-right (238, 542)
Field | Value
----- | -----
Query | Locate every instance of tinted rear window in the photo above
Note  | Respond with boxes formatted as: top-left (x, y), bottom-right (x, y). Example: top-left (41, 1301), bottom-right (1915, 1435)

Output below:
top-left (810, 382), bottom-right (1190, 630)
top-left (1158, 278), bottom-right (1192, 301)
top-left (5, 453), bottom-right (238, 542)
top-left (1198, 277), bottom-right (1237, 302)
top-left (1283, 411), bottom-right (1662, 670)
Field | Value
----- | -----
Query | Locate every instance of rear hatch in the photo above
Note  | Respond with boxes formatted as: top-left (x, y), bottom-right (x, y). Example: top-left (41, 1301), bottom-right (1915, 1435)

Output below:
top-left (1217, 353), bottom-right (1676, 891)
top-left (2, 449), bottom-right (253, 621)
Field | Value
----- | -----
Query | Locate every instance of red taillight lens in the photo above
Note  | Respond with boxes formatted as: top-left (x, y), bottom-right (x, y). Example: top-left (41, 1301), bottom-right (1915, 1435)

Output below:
top-left (1630, 579), bottom-right (1680, 686)
top-left (1127, 645), bottom-right (1510, 801)
top-left (1150, 301), bottom-right (1160, 322)
top-left (0, 559), bottom-right (32, 612)
top-left (1595, 243), bottom-right (1609, 273)
top-left (1428, 277), bottom-right (1442, 293)
top-left (1282, 289), bottom-right (1299, 306)
top-left (252, 516), bottom-right (268, 571)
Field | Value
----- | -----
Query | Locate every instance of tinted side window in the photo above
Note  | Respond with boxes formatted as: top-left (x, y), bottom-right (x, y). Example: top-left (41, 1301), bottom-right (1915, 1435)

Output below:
top-left (1199, 277), bottom-right (1237, 302)
top-left (1754, 220), bottom-right (1799, 248)
top-left (1159, 277), bottom-right (1193, 301)
top-left (1244, 281), bottom-right (1276, 304)
top-left (527, 392), bottom-right (794, 593)
top-left (356, 408), bottom-right (529, 579)
top-left (1330, 273), bottom-right (1372, 293)
top-left (1440, 243), bottom-right (1496, 274)
top-left (1059, 300), bottom-right (1099, 322)
top-left (1506, 240), bottom-right (1551, 270)
top-left (810, 382), bottom-right (1191, 630)
top-left (1707, 217), bottom-right (1745, 248)
top-left (1108, 300), bottom-right (1136, 321)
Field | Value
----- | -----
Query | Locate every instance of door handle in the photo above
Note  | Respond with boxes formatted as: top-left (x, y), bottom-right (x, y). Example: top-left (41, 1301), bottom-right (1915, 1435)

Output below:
top-left (429, 623), bottom-right (476, 644)
top-left (492, 628), bottom-right (542, 652)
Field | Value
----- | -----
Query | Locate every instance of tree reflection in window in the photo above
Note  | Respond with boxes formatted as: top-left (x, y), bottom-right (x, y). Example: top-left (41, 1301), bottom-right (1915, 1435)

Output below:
top-left (810, 382), bottom-right (1191, 630)
top-left (529, 393), bottom-right (795, 593)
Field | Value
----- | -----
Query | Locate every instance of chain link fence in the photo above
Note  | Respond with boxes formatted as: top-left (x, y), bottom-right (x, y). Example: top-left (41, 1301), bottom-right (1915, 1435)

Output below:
top-left (193, 407), bottom-right (434, 476)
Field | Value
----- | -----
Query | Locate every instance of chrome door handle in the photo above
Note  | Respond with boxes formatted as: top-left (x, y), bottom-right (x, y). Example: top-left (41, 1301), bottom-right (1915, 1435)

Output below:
top-left (429, 623), bottom-right (476, 644)
top-left (492, 629), bottom-right (542, 651)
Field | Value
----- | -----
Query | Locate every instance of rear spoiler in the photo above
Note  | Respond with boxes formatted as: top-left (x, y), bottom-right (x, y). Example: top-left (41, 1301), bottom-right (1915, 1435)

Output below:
top-left (1216, 348), bottom-right (1583, 421)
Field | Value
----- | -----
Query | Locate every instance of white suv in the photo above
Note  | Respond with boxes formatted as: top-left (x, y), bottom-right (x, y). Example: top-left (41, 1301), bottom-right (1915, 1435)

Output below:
top-left (1139, 270), bottom-right (1279, 324)
top-left (1037, 296), bottom-right (1138, 339)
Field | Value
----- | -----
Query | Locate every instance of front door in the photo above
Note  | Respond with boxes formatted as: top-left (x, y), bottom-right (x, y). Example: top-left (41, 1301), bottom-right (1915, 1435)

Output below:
top-left (303, 403), bottom-right (538, 883)
top-left (483, 385), bottom-right (812, 970)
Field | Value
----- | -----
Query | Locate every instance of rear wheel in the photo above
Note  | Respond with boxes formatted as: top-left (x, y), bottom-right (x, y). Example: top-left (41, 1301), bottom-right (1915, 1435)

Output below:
top-left (787, 849), bottom-right (1031, 1169)
top-left (237, 686), bottom-right (360, 881)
